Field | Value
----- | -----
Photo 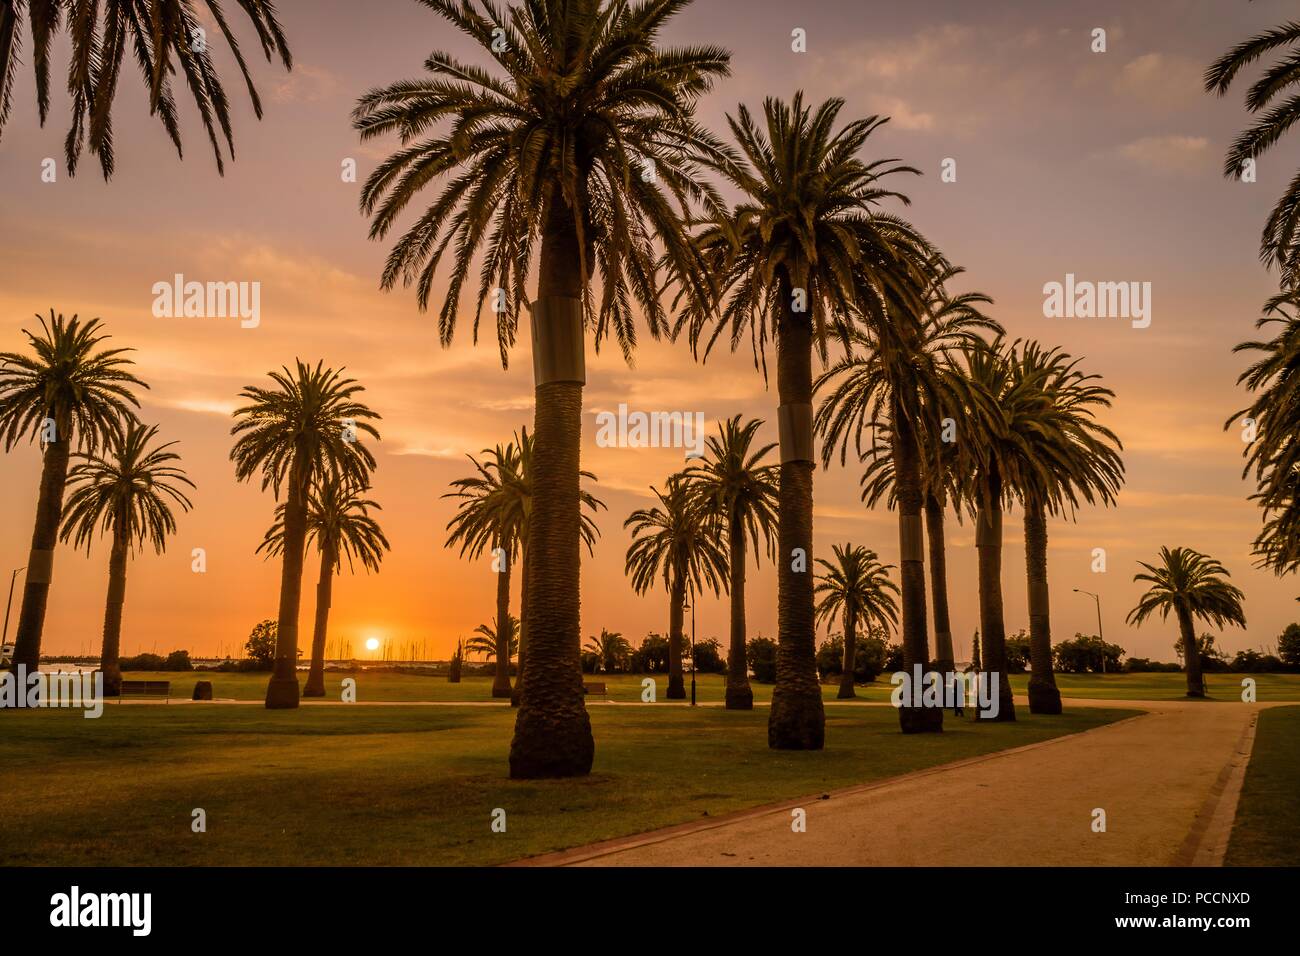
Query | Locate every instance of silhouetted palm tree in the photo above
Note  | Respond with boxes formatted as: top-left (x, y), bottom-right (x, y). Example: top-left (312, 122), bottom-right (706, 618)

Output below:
top-left (625, 476), bottom-right (726, 699)
top-left (354, 0), bottom-right (728, 778)
top-left (1010, 343), bottom-right (1123, 714)
top-left (59, 422), bottom-right (193, 694)
top-left (230, 360), bottom-right (379, 709)
top-left (675, 93), bottom-right (937, 747)
top-left (814, 545), bottom-right (898, 699)
top-left (815, 263), bottom-right (991, 730)
top-left (1230, 289), bottom-right (1300, 576)
top-left (0, 311), bottom-right (143, 676)
top-left (468, 614), bottom-right (518, 671)
top-left (1206, 20), bottom-right (1300, 277)
top-left (584, 628), bottom-right (631, 674)
top-left (683, 415), bottom-right (777, 709)
top-left (260, 475), bottom-right (388, 697)
top-left (1127, 547), bottom-right (1246, 698)
top-left (0, 0), bottom-right (292, 178)
top-left (445, 440), bottom-right (526, 698)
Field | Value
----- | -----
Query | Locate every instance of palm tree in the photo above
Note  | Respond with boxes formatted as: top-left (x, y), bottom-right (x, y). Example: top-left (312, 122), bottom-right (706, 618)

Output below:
top-left (59, 422), bottom-right (193, 694)
top-left (682, 415), bottom-right (777, 709)
top-left (0, 312), bottom-right (143, 676)
top-left (584, 628), bottom-right (631, 674)
top-left (1205, 21), bottom-right (1300, 278)
top-left (1011, 343), bottom-right (1123, 714)
top-left (813, 545), bottom-right (898, 699)
top-left (353, 0), bottom-right (725, 774)
top-left (468, 614), bottom-right (519, 670)
top-left (0, 0), bottom-right (292, 178)
top-left (674, 93), bottom-right (937, 747)
top-left (625, 476), bottom-right (727, 700)
top-left (815, 264), bottom-right (990, 731)
top-left (230, 360), bottom-right (380, 709)
top-left (354, 0), bottom-right (728, 778)
top-left (260, 475), bottom-right (389, 698)
top-left (1230, 290), bottom-right (1300, 576)
top-left (1127, 547), bottom-right (1247, 698)
top-left (445, 440), bottom-right (526, 698)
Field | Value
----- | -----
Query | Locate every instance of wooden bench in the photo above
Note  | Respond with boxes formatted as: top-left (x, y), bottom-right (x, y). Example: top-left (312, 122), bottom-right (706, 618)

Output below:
top-left (583, 681), bottom-right (607, 696)
top-left (119, 680), bottom-right (170, 702)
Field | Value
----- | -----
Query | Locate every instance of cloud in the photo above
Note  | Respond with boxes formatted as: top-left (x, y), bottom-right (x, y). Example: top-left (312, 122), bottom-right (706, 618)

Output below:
top-left (1114, 134), bottom-right (1211, 174)
top-left (1112, 53), bottom-right (1205, 109)
top-left (271, 65), bottom-right (341, 105)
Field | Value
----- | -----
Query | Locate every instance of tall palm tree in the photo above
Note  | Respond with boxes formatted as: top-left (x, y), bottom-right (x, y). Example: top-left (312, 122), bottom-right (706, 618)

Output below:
top-left (354, 0), bottom-right (728, 779)
top-left (1127, 547), bottom-right (1247, 698)
top-left (260, 475), bottom-right (388, 698)
top-left (1011, 343), bottom-right (1123, 714)
top-left (230, 360), bottom-right (379, 709)
top-left (624, 476), bottom-right (726, 700)
top-left (584, 628), bottom-right (631, 674)
top-left (0, 0), bottom-right (292, 179)
top-left (1205, 21), bottom-right (1300, 278)
top-left (682, 415), bottom-right (778, 709)
top-left (674, 93), bottom-right (937, 747)
top-left (813, 545), bottom-right (898, 699)
top-left (468, 614), bottom-right (518, 670)
top-left (0, 312), bottom-right (143, 677)
top-left (445, 440), bottom-right (526, 698)
top-left (1230, 290), bottom-right (1300, 576)
top-left (814, 274), bottom-right (988, 732)
top-left (59, 422), bottom-right (193, 694)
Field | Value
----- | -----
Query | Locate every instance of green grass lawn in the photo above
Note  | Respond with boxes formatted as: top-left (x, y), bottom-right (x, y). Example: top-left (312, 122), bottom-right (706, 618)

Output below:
top-left (113, 669), bottom-right (1300, 703)
top-left (0, 703), bottom-right (1135, 866)
top-left (1225, 705), bottom-right (1300, 867)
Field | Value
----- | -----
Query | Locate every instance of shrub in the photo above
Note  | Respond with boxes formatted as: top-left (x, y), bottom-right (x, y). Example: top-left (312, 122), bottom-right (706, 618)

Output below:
top-left (747, 636), bottom-right (777, 683)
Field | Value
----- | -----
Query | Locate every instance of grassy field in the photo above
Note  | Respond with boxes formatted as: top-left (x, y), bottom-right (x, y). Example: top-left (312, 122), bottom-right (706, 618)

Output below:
top-left (1225, 705), bottom-right (1300, 867)
top-left (106, 669), bottom-right (1300, 703)
top-left (0, 703), bottom-right (1135, 866)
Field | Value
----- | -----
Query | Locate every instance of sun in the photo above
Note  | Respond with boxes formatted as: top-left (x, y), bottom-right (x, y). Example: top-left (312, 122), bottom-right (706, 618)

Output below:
top-left (365, 637), bottom-right (380, 653)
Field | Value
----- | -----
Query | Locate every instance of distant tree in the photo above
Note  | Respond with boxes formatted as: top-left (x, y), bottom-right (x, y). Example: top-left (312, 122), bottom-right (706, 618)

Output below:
top-left (245, 620), bottom-right (278, 669)
top-left (1123, 657), bottom-right (1182, 673)
top-left (1231, 649), bottom-right (1284, 673)
top-left (165, 650), bottom-right (193, 672)
top-left (884, 643), bottom-right (905, 672)
top-left (448, 639), bottom-right (464, 683)
top-left (1053, 633), bottom-right (1124, 674)
top-left (970, 630), bottom-right (982, 671)
top-left (632, 634), bottom-right (670, 674)
top-left (1005, 629), bottom-right (1031, 674)
top-left (816, 633), bottom-right (845, 679)
top-left (584, 628), bottom-right (632, 674)
top-left (747, 636), bottom-right (778, 684)
top-left (690, 637), bottom-right (727, 675)
top-left (1278, 623), bottom-right (1300, 669)
top-left (1176, 633), bottom-right (1231, 672)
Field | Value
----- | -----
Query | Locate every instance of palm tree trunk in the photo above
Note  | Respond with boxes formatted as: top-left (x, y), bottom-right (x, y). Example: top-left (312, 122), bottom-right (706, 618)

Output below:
top-left (893, 403), bottom-right (942, 732)
top-left (925, 492), bottom-right (955, 672)
top-left (975, 483), bottom-right (1016, 721)
top-left (768, 271), bottom-right (825, 750)
top-left (266, 453), bottom-right (309, 709)
top-left (491, 545), bottom-right (513, 698)
top-left (838, 605), bottom-right (858, 699)
top-left (1024, 501), bottom-right (1061, 714)
top-left (98, 524), bottom-right (130, 697)
top-left (10, 418), bottom-right (72, 676)
top-left (509, 194), bottom-right (594, 777)
top-left (511, 542), bottom-right (528, 708)
top-left (303, 544), bottom-right (336, 698)
top-left (725, 511), bottom-right (753, 709)
top-left (1176, 603), bottom-right (1204, 697)
top-left (667, 572), bottom-right (687, 699)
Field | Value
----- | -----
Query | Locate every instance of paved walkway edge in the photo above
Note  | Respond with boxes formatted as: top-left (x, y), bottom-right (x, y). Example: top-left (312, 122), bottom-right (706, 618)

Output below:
top-left (1179, 710), bottom-right (1261, 866)
top-left (508, 711), bottom-right (1151, 867)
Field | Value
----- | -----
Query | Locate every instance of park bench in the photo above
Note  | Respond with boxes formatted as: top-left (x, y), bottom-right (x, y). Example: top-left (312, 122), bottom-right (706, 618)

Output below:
top-left (119, 680), bottom-right (171, 702)
top-left (583, 681), bottom-right (607, 696)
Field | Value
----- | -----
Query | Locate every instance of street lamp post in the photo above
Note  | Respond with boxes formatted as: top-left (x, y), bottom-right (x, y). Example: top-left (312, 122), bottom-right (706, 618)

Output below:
top-left (1073, 588), bottom-right (1106, 674)
top-left (3, 566), bottom-right (26, 649)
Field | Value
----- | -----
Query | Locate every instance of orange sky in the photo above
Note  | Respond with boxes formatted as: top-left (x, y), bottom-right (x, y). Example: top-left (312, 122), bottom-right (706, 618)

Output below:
top-left (1, 0), bottom-right (1296, 663)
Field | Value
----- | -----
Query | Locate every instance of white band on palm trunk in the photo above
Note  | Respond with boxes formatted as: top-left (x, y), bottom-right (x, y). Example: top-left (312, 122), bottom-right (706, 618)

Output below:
top-left (899, 514), bottom-right (924, 562)
top-left (777, 402), bottom-right (814, 464)
top-left (530, 297), bottom-right (586, 386)
top-left (27, 548), bottom-right (54, 585)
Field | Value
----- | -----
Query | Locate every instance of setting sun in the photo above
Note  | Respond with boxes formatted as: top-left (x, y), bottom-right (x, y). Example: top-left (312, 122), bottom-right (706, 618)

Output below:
top-left (365, 638), bottom-right (380, 653)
